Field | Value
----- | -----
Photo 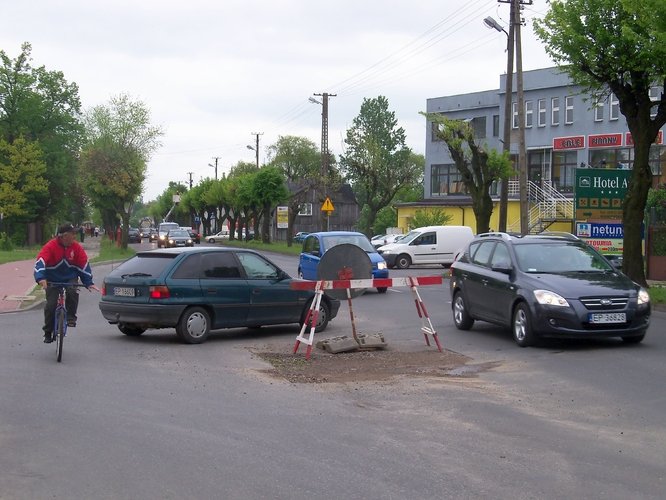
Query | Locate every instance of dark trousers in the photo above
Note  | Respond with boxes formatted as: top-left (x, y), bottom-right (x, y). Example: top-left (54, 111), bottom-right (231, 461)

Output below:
top-left (43, 285), bottom-right (79, 333)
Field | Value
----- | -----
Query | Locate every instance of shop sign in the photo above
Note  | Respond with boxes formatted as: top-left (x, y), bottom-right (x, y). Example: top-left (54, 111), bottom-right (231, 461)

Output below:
top-left (553, 135), bottom-right (585, 150)
top-left (588, 133), bottom-right (623, 148)
top-left (625, 130), bottom-right (663, 146)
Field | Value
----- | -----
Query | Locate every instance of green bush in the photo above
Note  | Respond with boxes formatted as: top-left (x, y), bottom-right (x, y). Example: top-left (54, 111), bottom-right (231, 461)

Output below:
top-left (0, 232), bottom-right (14, 251)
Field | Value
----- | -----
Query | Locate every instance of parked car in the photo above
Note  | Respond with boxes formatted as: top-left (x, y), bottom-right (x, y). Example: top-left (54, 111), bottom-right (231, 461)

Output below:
top-left (165, 228), bottom-right (193, 248)
top-left (98, 247), bottom-right (340, 344)
top-left (378, 225), bottom-right (474, 269)
top-left (294, 231), bottom-right (310, 243)
top-left (128, 227), bottom-right (141, 244)
top-left (298, 231), bottom-right (389, 293)
top-left (449, 232), bottom-right (651, 347)
top-left (157, 222), bottom-right (179, 248)
top-left (207, 230), bottom-right (230, 243)
top-left (371, 233), bottom-right (403, 249)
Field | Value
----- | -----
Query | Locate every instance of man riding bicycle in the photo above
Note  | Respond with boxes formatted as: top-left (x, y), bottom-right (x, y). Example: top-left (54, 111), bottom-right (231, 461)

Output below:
top-left (34, 223), bottom-right (99, 343)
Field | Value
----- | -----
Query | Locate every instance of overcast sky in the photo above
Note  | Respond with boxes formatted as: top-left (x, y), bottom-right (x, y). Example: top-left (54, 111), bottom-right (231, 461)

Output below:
top-left (3, 0), bottom-right (553, 201)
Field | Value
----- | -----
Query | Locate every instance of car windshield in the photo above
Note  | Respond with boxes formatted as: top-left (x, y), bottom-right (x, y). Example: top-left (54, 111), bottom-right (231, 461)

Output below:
top-left (398, 230), bottom-right (420, 244)
top-left (322, 234), bottom-right (375, 252)
top-left (169, 230), bottom-right (190, 237)
top-left (514, 242), bottom-right (613, 273)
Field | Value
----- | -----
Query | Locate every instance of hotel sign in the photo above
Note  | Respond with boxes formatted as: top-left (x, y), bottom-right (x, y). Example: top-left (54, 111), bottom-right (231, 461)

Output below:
top-left (575, 168), bottom-right (631, 220)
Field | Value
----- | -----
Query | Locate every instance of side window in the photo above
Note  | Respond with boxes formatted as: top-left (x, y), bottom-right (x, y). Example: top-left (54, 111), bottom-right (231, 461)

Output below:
top-left (237, 253), bottom-right (279, 279)
top-left (201, 252), bottom-right (242, 279)
top-left (490, 243), bottom-right (511, 268)
top-left (171, 254), bottom-right (201, 279)
top-left (471, 241), bottom-right (495, 266)
top-left (415, 232), bottom-right (436, 245)
top-left (303, 236), bottom-right (320, 254)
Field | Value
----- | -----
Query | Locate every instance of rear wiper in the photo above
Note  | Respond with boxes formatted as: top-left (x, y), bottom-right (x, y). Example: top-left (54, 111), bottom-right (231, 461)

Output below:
top-left (121, 272), bottom-right (152, 278)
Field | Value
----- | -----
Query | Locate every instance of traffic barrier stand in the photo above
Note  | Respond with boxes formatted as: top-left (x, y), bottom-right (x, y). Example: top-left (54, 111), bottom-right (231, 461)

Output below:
top-left (293, 280), bottom-right (324, 360)
top-left (408, 276), bottom-right (442, 352)
top-left (291, 275), bottom-right (443, 358)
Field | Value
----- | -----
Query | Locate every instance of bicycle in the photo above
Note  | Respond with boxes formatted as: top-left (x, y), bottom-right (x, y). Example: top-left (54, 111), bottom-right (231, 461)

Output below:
top-left (48, 283), bottom-right (88, 362)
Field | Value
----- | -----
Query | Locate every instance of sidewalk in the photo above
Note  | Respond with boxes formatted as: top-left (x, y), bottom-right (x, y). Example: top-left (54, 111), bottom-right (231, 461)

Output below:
top-left (0, 236), bottom-right (101, 314)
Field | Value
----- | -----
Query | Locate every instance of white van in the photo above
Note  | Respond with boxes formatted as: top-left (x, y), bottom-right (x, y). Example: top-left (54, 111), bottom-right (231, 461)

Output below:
top-left (378, 225), bottom-right (474, 269)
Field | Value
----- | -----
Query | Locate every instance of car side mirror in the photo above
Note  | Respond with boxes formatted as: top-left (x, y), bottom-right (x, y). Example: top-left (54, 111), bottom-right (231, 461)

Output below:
top-left (492, 262), bottom-right (513, 274)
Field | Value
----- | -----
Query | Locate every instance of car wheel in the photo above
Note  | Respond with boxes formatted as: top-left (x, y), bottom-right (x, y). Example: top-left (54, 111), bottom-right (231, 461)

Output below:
top-left (512, 302), bottom-right (536, 347)
top-left (396, 254), bottom-right (411, 269)
top-left (208, 238), bottom-right (215, 243)
top-left (301, 299), bottom-right (330, 333)
top-left (298, 269), bottom-right (304, 279)
top-left (118, 324), bottom-right (146, 336)
top-left (621, 334), bottom-right (645, 344)
top-left (176, 307), bottom-right (211, 344)
top-left (452, 291), bottom-right (474, 330)
top-left (377, 287), bottom-right (388, 294)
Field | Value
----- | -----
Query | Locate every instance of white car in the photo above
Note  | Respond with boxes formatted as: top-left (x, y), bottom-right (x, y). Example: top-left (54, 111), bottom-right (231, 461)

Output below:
top-left (207, 230), bottom-right (230, 243)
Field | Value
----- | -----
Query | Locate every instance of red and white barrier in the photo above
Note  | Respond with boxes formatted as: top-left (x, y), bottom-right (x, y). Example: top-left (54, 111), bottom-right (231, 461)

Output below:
top-left (291, 275), bottom-right (443, 359)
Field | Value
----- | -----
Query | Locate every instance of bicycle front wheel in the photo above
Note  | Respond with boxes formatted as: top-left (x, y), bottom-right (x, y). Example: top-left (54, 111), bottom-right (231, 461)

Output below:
top-left (55, 309), bottom-right (65, 362)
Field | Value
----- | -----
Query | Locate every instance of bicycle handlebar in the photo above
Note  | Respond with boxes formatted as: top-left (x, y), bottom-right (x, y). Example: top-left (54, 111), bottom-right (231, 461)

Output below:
top-left (47, 282), bottom-right (91, 288)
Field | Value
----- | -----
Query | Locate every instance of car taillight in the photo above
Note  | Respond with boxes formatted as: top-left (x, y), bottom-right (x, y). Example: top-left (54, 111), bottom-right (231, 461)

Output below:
top-left (101, 284), bottom-right (107, 296)
top-left (149, 286), bottom-right (171, 299)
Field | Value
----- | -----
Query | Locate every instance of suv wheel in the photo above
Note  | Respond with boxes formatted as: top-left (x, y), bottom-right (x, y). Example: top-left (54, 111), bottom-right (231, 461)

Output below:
top-left (452, 291), bottom-right (474, 330)
top-left (512, 303), bottom-right (536, 347)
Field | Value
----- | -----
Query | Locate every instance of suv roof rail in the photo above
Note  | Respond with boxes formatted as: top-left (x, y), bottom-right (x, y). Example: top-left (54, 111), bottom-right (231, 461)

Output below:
top-left (476, 231), bottom-right (514, 240)
top-left (531, 231), bottom-right (580, 240)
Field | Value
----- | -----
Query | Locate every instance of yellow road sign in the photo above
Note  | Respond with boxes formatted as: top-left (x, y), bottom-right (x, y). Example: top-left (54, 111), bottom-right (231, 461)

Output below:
top-left (321, 197), bottom-right (334, 212)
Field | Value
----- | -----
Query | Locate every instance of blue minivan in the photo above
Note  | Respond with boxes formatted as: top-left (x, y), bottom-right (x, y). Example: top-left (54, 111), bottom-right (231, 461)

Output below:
top-left (298, 231), bottom-right (389, 293)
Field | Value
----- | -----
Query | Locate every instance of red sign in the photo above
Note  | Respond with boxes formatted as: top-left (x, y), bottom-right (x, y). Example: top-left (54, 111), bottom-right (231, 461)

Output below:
top-left (553, 135), bottom-right (585, 150)
top-left (625, 130), bottom-right (664, 146)
top-left (588, 133), bottom-right (623, 148)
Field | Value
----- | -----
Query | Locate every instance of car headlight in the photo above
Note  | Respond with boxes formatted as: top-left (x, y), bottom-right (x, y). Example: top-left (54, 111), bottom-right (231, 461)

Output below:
top-left (534, 289), bottom-right (569, 307)
top-left (160, 235), bottom-right (165, 240)
top-left (377, 262), bottom-right (387, 270)
top-left (187, 239), bottom-right (192, 244)
top-left (380, 250), bottom-right (393, 255)
top-left (638, 287), bottom-right (650, 305)
top-left (168, 239), bottom-right (174, 244)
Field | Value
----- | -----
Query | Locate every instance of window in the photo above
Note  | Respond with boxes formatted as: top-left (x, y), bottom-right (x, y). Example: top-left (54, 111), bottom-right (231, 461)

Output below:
top-left (201, 252), bottom-right (242, 279)
top-left (431, 120), bottom-right (442, 142)
top-left (298, 203), bottom-right (312, 216)
top-left (594, 100), bottom-right (604, 122)
top-left (416, 232), bottom-right (437, 245)
top-left (512, 102), bottom-right (518, 129)
top-left (537, 99), bottom-right (546, 127)
top-left (172, 254), bottom-right (201, 279)
top-left (551, 97), bottom-right (560, 125)
top-left (430, 164), bottom-right (465, 196)
top-left (490, 243), bottom-right (511, 268)
top-left (525, 100), bottom-right (533, 128)
top-left (610, 93), bottom-right (620, 120)
top-left (471, 116), bottom-right (486, 139)
top-left (237, 252), bottom-right (279, 280)
top-left (551, 151), bottom-right (577, 193)
top-left (565, 96), bottom-right (574, 124)
top-left (650, 87), bottom-right (661, 118)
top-left (492, 114), bottom-right (500, 137)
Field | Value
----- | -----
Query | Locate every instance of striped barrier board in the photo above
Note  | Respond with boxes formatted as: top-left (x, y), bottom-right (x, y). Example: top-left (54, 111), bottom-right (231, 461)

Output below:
top-left (290, 275), bottom-right (442, 291)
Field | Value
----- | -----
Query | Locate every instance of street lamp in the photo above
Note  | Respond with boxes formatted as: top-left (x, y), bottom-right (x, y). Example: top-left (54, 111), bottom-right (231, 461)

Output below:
top-left (484, 15), bottom-right (514, 232)
top-left (208, 159), bottom-right (219, 180)
top-left (246, 144), bottom-right (259, 169)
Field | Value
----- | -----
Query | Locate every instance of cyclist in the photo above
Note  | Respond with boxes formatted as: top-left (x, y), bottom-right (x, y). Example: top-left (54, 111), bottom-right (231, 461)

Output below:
top-left (34, 223), bottom-right (99, 343)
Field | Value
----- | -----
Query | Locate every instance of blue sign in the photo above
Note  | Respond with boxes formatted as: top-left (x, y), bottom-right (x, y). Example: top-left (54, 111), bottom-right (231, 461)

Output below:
top-left (576, 222), bottom-right (643, 239)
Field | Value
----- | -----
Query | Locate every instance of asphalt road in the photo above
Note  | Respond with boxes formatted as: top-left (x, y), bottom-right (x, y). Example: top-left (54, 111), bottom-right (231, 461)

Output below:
top-left (1, 243), bottom-right (664, 499)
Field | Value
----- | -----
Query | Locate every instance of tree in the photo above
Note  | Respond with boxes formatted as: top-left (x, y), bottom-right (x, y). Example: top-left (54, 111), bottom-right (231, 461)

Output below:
top-left (534, 0), bottom-right (666, 285)
top-left (252, 167), bottom-right (289, 243)
top-left (423, 115), bottom-right (512, 234)
top-left (409, 208), bottom-right (453, 229)
top-left (266, 135), bottom-right (321, 244)
top-left (0, 42), bottom-right (84, 239)
top-left (80, 94), bottom-right (163, 248)
top-left (0, 137), bottom-right (49, 220)
top-left (340, 96), bottom-right (421, 236)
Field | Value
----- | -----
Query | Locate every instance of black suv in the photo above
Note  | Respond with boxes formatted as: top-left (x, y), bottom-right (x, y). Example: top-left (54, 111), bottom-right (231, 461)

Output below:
top-left (449, 232), bottom-right (651, 347)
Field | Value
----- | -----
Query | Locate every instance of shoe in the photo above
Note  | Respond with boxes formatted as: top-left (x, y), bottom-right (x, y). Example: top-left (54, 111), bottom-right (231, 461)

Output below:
top-left (43, 332), bottom-right (53, 343)
top-left (67, 320), bottom-right (76, 327)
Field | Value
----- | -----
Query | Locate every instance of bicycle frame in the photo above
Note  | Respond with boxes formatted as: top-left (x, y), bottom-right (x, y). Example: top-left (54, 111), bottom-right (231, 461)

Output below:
top-left (48, 283), bottom-right (86, 362)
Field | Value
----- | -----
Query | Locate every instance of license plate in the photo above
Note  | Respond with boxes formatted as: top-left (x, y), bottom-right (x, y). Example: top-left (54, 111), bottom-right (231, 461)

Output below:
top-left (589, 312), bottom-right (626, 324)
top-left (113, 286), bottom-right (136, 297)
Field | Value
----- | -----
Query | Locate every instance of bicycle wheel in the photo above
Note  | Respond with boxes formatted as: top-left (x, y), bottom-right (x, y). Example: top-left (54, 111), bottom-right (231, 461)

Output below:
top-left (55, 309), bottom-right (65, 362)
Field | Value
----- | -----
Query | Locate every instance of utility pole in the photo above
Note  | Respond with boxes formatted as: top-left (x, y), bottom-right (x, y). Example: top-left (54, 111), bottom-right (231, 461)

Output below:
top-left (250, 132), bottom-right (263, 169)
top-left (313, 93), bottom-right (336, 180)
top-left (187, 171), bottom-right (193, 189)
top-left (209, 156), bottom-right (221, 180)
top-left (514, 0), bottom-right (529, 235)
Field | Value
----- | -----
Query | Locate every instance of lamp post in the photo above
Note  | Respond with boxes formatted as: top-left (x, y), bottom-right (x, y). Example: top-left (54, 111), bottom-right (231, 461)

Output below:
top-left (484, 15), bottom-right (514, 233)
top-left (208, 157), bottom-right (220, 180)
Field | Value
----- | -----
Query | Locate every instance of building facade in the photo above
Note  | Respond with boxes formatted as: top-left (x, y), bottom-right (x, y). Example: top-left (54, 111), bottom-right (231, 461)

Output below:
top-left (404, 66), bottom-right (666, 234)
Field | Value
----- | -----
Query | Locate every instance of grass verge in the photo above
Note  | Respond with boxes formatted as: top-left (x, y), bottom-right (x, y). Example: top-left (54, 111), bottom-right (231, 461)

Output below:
top-left (92, 238), bottom-right (136, 263)
top-left (0, 247), bottom-right (40, 265)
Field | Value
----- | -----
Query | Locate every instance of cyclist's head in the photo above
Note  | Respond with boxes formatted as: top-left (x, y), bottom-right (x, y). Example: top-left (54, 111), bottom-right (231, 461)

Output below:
top-left (57, 223), bottom-right (78, 237)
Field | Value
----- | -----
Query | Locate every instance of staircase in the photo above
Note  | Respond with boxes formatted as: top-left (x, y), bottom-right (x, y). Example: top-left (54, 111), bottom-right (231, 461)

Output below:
top-left (506, 181), bottom-right (574, 234)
